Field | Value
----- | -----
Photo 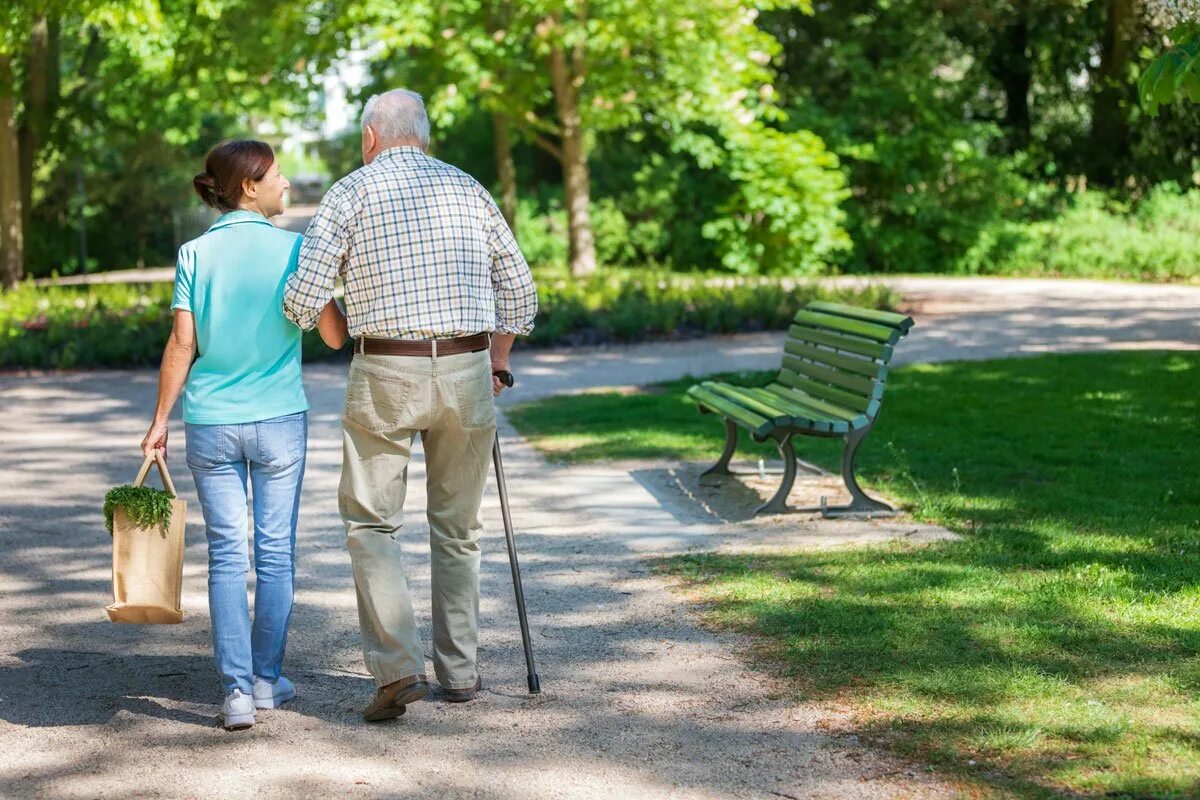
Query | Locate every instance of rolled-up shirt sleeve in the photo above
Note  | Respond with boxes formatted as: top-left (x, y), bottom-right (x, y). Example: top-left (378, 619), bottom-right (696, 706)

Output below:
top-left (284, 188), bottom-right (349, 331)
top-left (483, 192), bottom-right (537, 335)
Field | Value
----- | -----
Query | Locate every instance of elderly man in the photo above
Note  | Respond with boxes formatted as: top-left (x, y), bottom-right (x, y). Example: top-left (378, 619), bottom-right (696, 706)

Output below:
top-left (283, 89), bottom-right (537, 721)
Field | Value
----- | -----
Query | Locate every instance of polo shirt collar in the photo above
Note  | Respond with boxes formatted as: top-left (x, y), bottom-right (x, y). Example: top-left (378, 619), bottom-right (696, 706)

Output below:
top-left (208, 209), bottom-right (274, 232)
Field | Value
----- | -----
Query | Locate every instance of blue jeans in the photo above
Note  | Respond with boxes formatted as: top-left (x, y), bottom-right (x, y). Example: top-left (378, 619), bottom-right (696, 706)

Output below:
top-left (185, 411), bottom-right (307, 695)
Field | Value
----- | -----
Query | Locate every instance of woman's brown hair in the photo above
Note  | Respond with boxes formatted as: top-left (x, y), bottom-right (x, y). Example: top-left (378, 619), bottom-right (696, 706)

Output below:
top-left (193, 139), bottom-right (275, 212)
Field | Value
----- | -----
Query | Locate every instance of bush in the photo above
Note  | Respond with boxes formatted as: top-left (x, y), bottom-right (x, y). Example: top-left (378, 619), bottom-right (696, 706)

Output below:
top-left (528, 271), bottom-right (898, 347)
top-left (515, 196), bottom-right (645, 270)
top-left (0, 282), bottom-right (338, 370)
top-left (0, 273), bottom-right (898, 369)
top-left (963, 183), bottom-right (1200, 281)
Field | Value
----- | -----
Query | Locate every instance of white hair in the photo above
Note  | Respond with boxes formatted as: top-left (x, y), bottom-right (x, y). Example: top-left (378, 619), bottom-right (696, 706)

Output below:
top-left (361, 89), bottom-right (430, 148)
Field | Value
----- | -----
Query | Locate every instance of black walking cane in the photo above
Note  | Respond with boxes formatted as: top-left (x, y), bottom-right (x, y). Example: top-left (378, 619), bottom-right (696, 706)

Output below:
top-left (492, 369), bottom-right (541, 694)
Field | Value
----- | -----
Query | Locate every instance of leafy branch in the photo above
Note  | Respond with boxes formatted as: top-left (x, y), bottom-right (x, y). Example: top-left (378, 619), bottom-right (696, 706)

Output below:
top-left (1140, 22), bottom-right (1200, 116)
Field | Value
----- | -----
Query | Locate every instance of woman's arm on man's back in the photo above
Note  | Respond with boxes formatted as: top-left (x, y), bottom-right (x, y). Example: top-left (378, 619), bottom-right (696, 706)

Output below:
top-left (317, 298), bottom-right (349, 350)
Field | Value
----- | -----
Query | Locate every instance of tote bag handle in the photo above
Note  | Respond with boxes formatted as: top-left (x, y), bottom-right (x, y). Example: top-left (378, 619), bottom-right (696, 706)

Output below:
top-left (133, 450), bottom-right (179, 497)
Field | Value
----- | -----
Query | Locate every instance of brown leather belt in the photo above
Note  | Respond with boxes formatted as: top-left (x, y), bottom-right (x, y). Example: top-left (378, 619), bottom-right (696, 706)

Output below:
top-left (354, 333), bottom-right (490, 357)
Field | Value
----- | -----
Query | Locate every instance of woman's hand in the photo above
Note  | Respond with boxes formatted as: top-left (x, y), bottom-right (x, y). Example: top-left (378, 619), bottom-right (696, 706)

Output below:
top-left (142, 420), bottom-right (169, 459)
top-left (317, 298), bottom-right (349, 350)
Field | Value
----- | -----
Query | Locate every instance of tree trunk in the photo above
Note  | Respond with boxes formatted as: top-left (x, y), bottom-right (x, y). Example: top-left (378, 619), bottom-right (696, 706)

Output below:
top-left (1090, 0), bottom-right (1138, 184)
top-left (492, 113), bottom-right (518, 234)
top-left (548, 41), bottom-right (596, 277)
top-left (19, 15), bottom-right (57, 247)
top-left (0, 56), bottom-right (25, 289)
top-left (991, 11), bottom-right (1032, 151)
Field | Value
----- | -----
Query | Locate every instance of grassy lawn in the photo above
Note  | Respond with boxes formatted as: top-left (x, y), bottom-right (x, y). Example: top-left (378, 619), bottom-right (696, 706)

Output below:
top-left (506, 352), bottom-right (1200, 798)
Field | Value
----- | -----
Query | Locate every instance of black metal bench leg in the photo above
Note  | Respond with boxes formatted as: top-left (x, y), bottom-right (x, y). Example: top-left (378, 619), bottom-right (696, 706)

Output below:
top-left (820, 425), bottom-right (895, 518)
top-left (754, 434), bottom-right (797, 516)
top-left (700, 418), bottom-right (739, 478)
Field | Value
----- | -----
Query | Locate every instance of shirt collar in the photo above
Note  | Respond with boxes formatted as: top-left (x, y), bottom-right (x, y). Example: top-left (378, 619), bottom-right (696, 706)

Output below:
top-left (207, 209), bottom-right (274, 232)
top-left (373, 146), bottom-right (428, 163)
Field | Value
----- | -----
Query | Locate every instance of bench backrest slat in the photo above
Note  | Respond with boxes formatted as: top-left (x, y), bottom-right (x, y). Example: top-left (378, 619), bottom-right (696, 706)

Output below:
top-left (786, 324), bottom-right (893, 360)
top-left (775, 301), bottom-right (913, 424)
top-left (781, 354), bottom-right (877, 396)
top-left (776, 368), bottom-right (878, 412)
top-left (783, 339), bottom-right (882, 378)
top-left (804, 301), bottom-right (915, 333)
top-left (792, 310), bottom-right (902, 345)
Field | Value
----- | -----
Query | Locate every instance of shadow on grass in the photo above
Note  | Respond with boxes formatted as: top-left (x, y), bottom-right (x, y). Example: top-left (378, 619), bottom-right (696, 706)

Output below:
top-left (652, 352), bottom-right (1200, 798)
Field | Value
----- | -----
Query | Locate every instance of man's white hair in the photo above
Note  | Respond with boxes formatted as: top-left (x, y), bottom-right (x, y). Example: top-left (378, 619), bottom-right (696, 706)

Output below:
top-left (361, 89), bottom-right (430, 148)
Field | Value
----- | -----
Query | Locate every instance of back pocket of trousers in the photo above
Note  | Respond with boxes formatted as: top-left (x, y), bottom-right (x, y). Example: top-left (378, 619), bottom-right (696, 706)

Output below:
top-left (453, 373), bottom-right (495, 429)
top-left (344, 366), bottom-right (414, 433)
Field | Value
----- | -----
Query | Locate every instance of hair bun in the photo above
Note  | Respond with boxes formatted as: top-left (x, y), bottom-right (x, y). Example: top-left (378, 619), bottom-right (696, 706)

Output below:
top-left (192, 172), bottom-right (222, 208)
top-left (194, 139), bottom-right (275, 212)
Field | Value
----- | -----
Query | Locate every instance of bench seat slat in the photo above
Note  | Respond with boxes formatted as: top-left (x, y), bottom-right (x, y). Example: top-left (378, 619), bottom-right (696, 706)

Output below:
top-left (805, 301), bottom-right (914, 333)
top-left (782, 354), bottom-right (878, 396)
top-left (758, 385), bottom-right (862, 425)
top-left (703, 383), bottom-right (791, 427)
top-left (792, 310), bottom-right (901, 345)
top-left (747, 387), bottom-right (853, 434)
top-left (787, 324), bottom-right (893, 360)
top-left (686, 385), bottom-right (775, 438)
top-left (783, 339), bottom-right (884, 379)
top-left (710, 383), bottom-right (844, 434)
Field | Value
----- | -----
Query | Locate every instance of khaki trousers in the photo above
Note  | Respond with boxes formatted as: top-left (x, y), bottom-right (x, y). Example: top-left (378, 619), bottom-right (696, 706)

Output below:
top-left (338, 348), bottom-right (495, 690)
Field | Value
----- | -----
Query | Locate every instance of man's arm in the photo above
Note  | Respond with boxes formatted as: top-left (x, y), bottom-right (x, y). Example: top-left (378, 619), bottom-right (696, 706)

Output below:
top-left (483, 192), bottom-right (537, 396)
top-left (484, 192), bottom-right (537, 337)
top-left (284, 189), bottom-right (349, 331)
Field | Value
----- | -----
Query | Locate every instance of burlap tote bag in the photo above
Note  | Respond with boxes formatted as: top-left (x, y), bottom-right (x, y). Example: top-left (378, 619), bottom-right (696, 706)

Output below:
top-left (106, 451), bottom-right (187, 624)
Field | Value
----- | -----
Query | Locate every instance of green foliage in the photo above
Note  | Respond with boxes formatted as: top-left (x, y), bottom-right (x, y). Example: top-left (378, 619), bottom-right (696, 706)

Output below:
top-left (700, 124), bottom-right (849, 275)
top-left (513, 123), bottom-right (848, 276)
top-left (16, 1), bottom-right (335, 277)
top-left (765, 1), bottom-right (1037, 275)
top-left (0, 274), bottom-right (896, 368)
top-left (103, 484), bottom-right (174, 536)
top-left (0, 281), bottom-right (338, 369)
top-left (368, 0), bottom-right (801, 142)
top-left (963, 183), bottom-right (1200, 281)
top-left (516, 196), bottom-right (643, 270)
top-left (528, 271), bottom-right (898, 346)
top-left (1140, 22), bottom-right (1200, 116)
top-left (508, 350), bottom-right (1200, 795)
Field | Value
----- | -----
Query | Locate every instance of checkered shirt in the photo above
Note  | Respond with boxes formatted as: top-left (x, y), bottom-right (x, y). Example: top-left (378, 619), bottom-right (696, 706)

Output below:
top-left (283, 147), bottom-right (537, 339)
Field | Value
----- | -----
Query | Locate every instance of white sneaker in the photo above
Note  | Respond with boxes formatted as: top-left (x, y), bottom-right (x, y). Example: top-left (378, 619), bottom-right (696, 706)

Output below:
top-left (253, 675), bottom-right (296, 709)
top-left (223, 689), bottom-right (255, 730)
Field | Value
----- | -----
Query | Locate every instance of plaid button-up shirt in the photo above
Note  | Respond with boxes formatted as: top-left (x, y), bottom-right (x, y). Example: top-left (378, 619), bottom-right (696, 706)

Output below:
top-left (283, 147), bottom-right (537, 339)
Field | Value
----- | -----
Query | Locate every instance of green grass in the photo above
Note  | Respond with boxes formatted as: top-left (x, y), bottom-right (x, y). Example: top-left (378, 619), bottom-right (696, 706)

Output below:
top-left (506, 352), bottom-right (1200, 798)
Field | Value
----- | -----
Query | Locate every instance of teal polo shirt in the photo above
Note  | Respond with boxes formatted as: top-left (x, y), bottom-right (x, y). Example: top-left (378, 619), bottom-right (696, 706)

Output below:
top-left (171, 210), bottom-right (310, 425)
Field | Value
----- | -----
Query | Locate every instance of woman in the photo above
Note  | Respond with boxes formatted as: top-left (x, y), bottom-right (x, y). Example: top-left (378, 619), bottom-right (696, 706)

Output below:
top-left (142, 139), bottom-right (347, 730)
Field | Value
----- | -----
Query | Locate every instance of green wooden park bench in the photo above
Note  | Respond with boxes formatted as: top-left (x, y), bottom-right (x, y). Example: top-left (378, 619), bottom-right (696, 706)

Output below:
top-left (686, 301), bottom-right (915, 517)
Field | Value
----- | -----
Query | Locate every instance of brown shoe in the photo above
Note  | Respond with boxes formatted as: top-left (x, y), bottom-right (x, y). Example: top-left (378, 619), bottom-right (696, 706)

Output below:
top-left (442, 677), bottom-right (482, 703)
top-left (362, 676), bottom-right (430, 722)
